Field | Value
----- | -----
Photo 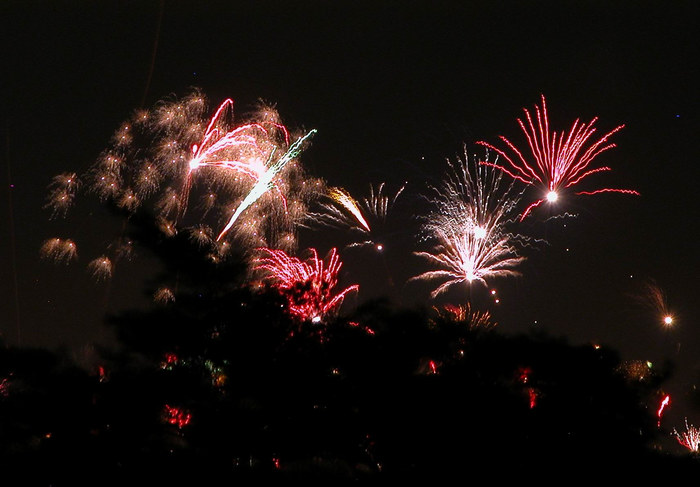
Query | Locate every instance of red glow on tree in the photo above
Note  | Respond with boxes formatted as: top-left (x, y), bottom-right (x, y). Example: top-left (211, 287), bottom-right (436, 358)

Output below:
top-left (160, 352), bottom-right (179, 370)
top-left (254, 247), bottom-right (359, 324)
top-left (163, 404), bottom-right (192, 429)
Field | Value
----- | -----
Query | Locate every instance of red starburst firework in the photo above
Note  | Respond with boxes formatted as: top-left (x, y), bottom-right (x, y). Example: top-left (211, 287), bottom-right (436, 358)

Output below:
top-left (477, 95), bottom-right (639, 220)
top-left (254, 247), bottom-right (359, 324)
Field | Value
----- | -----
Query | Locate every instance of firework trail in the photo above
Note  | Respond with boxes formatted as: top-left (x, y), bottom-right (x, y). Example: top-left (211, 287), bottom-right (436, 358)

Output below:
top-left (642, 279), bottom-right (674, 327)
top-left (628, 278), bottom-right (675, 328)
top-left (306, 182), bottom-right (406, 251)
top-left (42, 90), bottom-right (321, 280)
top-left (217, 128), bottom-right (317, 241)
top-left (410, 150), bottom-right (526, 299)
top-left (476, 95), bottom-right (639, 221)
top-left (180, 97), bottom-right (290, 219)
top-left (657, 394), bottom-right (671, 427)
top-left (327, 187), bottom-right (372, 233)
top-left (253, 247), bottom-right (359, 324)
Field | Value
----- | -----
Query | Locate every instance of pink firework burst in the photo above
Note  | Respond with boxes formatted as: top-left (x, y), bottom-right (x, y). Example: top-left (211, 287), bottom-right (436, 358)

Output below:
top-left (180, 97), bottom-right (290, 219)
top-left (476, 95), bottom-right (639, 221)
top-left (254, 247), bottom-right (359, 324)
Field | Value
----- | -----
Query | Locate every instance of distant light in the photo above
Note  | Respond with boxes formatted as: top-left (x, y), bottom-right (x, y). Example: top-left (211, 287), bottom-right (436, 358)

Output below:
top-left (546, 191), bottom-right (559, 203)
top-left (376, 244), bottom-right (383, 251)
top-left (664, 315), bottom-right (674, 326)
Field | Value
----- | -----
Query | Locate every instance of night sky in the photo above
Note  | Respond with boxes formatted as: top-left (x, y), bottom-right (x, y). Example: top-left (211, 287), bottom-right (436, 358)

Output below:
top-left (1, 0), bottom-right (699, 430)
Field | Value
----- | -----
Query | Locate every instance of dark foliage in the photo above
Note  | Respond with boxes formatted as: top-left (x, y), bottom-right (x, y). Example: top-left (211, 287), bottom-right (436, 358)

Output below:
top-left (2, 216), bottom-right (700, 483)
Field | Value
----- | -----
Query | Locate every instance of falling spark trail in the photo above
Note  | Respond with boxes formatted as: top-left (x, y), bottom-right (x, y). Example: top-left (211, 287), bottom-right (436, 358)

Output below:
top-left (306, 182), bottom-right (406, 251)
top-left (5, 122), bottom-right (21, 345)
top-left (658, 394), bottom-right (670, 427)
top-left (329, 187), bottom-right (371, 233)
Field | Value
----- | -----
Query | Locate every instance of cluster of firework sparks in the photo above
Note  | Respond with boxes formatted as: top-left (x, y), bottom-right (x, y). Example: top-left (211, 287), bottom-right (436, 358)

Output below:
top-left (42, 91), bottom-right (646, 324)
top-left (40, 90), bottom-right (697, 453)
top-left (43, 90), bottom-right (322, 265)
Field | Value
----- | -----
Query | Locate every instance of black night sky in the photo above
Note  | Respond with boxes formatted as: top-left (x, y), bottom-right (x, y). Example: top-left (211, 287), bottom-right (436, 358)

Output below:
top-left (1, 0), bottom-right (700, 472)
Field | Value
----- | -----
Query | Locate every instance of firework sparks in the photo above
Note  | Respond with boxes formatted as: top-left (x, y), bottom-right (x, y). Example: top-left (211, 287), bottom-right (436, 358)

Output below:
top-left (42, 90), bottom-right (321, 278)
top-left (617, 359), bottom-right (654, 382)
top-left (87, 256), bottom-right (113, 281)
top-left (179, 97), bottom-right (290, 219)
top-left (40, 238), bottom-right (78, 264)
top-left (633, 278), bottom-right (675, 328)
top-left (328, 187), bottom-right (372, 233)
top-left (43, 173), bottom-right (81, 219)
top-left (162, 404), bottom-right (192, 429)
top-left (154, 286), bottom-right (176, 304)
top-left (411, 150), bottom-right (526, 298)
top-left (476, 95), bottom-right (639, 221)
top-left (307, 182), bottom-right (406, 250)
top-left (216, 128), bottom-right (317, 241)
top-left (673, 418), bottom-right (700, 452)
top-left (432, 303), bottom-right (496, 331)
top-left (657, 394), bottom-right (670, 427)
top-left (254, 247), bottom-right (359, 324)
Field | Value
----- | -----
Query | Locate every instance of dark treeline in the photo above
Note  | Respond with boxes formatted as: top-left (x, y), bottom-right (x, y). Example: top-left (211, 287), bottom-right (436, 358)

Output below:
top-left (2, 213), bottom-right (699, 484)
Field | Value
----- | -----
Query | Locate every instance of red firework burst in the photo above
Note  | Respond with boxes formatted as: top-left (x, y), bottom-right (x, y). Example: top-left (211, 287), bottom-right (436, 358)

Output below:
top-left (254, 247), bottom-right (359, 323)
top-left (477, 95), bottom-right (639, 220)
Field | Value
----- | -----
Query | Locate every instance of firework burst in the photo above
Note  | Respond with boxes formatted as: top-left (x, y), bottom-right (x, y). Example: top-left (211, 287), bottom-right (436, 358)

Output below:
top-left (216, 128), bottom-right (317, 242)
top-left (432, 302), bottom-right (496, 331)
top-left (673, 418), bottom-right (700, 452)
top-left (411, 149), bottom-right (526, 299)
top-left (629, 278), bottom-right (675, 328)
top-left (43, 173), bottom-right (81, 219)
top-left (43, 90), bottom-right (322, 278)
top-left (87, 256), bottom-right (113, 281)
top-left (476, 95), bottom-right (639, 221)
top-left (39, 237), bottom-right (78, 264)
top-left (306, 182), bottom-right (406, 251)
top-left (253, 247), bottom-right (359, 324)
